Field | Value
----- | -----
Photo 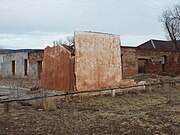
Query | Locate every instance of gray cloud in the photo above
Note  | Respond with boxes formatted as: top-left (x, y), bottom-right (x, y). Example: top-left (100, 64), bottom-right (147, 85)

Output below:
top-left (0, 0), bottom-right (179, 48)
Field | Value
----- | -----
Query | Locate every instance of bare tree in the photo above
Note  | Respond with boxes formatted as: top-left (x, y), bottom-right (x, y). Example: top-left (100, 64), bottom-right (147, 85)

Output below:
top-left (160, 4), bottom-right (180, 50)
top-left (66, 36), bottom-right (74, 46)
top-left (172, 5), bottom-right (180, 21)
top-left (54, 36), bottom-right (74, 46)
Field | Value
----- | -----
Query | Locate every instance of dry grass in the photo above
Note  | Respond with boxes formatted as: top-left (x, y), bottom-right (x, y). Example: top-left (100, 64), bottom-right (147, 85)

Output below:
top-left (0, 78), bottom-right (39, 89)
top-left (32, 98), bottom-right (57, 111)
top-left (0, 85), bottom-right (180, 135)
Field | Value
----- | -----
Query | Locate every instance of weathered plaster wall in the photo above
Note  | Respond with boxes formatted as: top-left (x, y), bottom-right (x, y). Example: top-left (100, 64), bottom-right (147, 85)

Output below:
top-left (28, 51), bottom-right (44, 78)
top-left (0, 55), bottom-right (4, 72)
top-left (40, 45), bottom-right (75, 91)
top-left (0, 51), bottom-right (44, 79)
top-left (0, 52), bottom-right (28, 77)
top-left (74, 32), bottom-right (122, 91)
top-left (121, 47), bottom-right (137, 78)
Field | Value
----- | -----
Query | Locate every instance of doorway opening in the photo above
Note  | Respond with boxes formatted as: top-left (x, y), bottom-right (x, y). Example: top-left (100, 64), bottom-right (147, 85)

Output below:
top-left (138, 59), bottom-right (148, 74)
top-left (37, 61), bottom-right (43, 79)
top-left (24, 59), bottom-right (28, 76)
top-left (12, 60), bottom-right (16, 75)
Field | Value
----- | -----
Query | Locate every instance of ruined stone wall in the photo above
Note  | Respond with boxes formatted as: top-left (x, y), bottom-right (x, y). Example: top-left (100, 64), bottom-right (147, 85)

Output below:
top-left (0, 51), bottom-right (44, 79)
top-left (121, 47), bottom-right (137, 78)
top-left (0, 52), bottom-right (28, 78)
top-left (28, 51), bottom-right (44, 79)
top-left (40, 45), bottom-right (75, 91)
top-left (74, 32), bottom-right (122, 91)
top-left (121, 47), bottom-right (180, 78)
top-left (136, 48), bottom-right (180, 76)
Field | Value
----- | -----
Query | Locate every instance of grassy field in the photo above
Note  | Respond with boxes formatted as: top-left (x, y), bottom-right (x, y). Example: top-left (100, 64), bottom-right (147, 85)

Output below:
top-left (0, 85), bottom-right (180, 135)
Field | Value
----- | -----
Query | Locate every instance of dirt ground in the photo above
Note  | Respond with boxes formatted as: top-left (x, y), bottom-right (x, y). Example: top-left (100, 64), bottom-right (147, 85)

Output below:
top-left (0, 84), bottom-right (180, 135)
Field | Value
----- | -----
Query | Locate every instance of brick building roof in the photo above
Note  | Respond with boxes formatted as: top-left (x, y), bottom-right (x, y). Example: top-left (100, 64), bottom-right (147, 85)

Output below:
top-left (137, 39), bottom-right (180, 51)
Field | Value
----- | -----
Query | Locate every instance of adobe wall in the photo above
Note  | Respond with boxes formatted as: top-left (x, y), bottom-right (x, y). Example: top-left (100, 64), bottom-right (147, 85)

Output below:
top-left (40, 45), bottom-right (75, 91)
top-left (28, 51), bottom-right (44, 79)
top-left (121, 47), bottom-right (137, 78)
top-left (136, 48), bottom-right (180, 76)
top-left (74, 32), bottom-right (122, 91)
top-left (0, 52), bottom-right (28, 78)
top-left (121, 47), bottom-right (180, 78)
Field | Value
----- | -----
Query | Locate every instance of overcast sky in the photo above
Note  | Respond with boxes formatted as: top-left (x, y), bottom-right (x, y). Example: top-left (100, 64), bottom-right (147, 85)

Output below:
top-left (0, 0), bottom-right (180, 49)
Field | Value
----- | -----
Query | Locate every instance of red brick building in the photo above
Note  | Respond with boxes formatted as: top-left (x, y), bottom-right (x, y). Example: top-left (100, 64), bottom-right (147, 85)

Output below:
top-left (122, 40), bottom-right (180, 78)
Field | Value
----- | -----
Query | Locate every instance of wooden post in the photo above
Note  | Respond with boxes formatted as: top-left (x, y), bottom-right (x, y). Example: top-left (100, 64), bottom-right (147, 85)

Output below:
top-left (169, 82), bottom-right (173, 87)
top-left (145, 85), bottom-right (148, 92)
top-left (111, 89), bottom-right (115, 97)
top-left (178, 82), bottom-right (180, 88)
top-left (99, 91), bottom-right (103, 97)
top-left (173, 82), bottom-right (176, 88)
top-left (65, 92), bottom-right (69, 103)
top-left (4, 102), bottom-right (10, 113)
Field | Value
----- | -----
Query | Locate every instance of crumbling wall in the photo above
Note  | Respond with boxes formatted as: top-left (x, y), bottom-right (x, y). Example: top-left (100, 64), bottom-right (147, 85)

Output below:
top-left (0, 52), bottom-right (28, 78)
top-left (121, 47), bottom-right (137, 78)
top-left (74, 32), bottom-right (122, 91)
top-left (40, 45), bottom-right (75, 91)
top-left (121, 47), bottom-right (180, 78)
top-left (28, 51), bottom-right (44, 79)
top-left (0, 51), bottom-right (44, 79)
top-left (136, 48), bottom-right (180, 76)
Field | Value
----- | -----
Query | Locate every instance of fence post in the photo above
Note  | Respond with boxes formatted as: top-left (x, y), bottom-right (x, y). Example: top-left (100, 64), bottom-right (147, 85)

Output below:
top-left (169, 82), bottom-right (173, 87)
top-left (172, 82), bottom-right (176, 88)
top-left (4, 102), bottom-right (10, 113)
top-left (111, 89), bottom-right (115, 97)
top-left (178, 82), bottom-right (180, 88)
top-left (145, 84), bottom-right (148, 91)
top-left (65, 92), bottom-right (69, 102)
top-left (99, 91), bottom-right (103, 97)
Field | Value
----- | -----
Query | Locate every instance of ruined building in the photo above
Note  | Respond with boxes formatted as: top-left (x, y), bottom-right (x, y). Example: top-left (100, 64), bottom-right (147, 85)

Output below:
top-left (41, 31), bottom-right (122, 91)
top-left (122, 39), bottom-right (180, 78)
top-left (1, 32), bottom-right (179, 91)
top-left (41, 32), bottom-right (180, 91)
top-left (0, 49), bottom-right (44, 79)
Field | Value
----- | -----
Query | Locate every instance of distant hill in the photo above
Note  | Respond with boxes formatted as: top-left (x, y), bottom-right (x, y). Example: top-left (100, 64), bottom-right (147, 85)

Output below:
top-left (0, 49), bottom-right (11, 54)
top-left (0, 49), bottom-right (44, 54)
